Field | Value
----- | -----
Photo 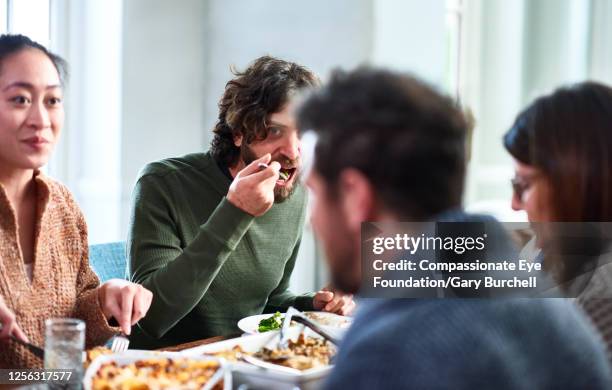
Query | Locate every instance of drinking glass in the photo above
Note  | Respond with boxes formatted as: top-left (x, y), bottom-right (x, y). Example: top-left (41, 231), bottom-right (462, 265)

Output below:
top-left (44, 318), bottom-right (85, 389)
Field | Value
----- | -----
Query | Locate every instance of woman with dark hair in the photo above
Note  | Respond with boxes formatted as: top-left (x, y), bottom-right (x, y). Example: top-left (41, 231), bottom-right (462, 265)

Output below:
top-left (503, 81), bottom-right (612, 360)
top-left (0, 34), bottom-right (152, 368)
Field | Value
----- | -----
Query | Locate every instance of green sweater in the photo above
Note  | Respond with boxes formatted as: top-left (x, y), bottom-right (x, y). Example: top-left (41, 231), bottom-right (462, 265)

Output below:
top-left (127, 152), bottom-right (313, 349)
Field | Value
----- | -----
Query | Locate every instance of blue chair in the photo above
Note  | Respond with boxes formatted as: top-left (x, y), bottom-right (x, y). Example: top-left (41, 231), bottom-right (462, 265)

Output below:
top-left (89, 242), bottom-right (128, 282)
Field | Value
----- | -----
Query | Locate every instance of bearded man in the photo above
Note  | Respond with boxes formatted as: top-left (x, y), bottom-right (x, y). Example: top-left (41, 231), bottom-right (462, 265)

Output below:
top-left (127, 56), bottom-right (353, 348)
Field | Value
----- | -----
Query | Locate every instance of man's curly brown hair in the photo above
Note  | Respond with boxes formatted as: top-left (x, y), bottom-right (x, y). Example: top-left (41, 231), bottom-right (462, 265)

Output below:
top-left (210, 56), bottom-right (318, 167)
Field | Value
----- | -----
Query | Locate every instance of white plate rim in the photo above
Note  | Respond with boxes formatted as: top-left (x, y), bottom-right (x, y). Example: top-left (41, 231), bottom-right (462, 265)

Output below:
top-left (237, 311), bottom-right (352, 334)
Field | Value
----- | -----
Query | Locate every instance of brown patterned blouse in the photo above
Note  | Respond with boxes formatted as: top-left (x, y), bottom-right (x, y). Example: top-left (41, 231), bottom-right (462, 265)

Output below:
top-left (0, 172), bottom-right (116, 368)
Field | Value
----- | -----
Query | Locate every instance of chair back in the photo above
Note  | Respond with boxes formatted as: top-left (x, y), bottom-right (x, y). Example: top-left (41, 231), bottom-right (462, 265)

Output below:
top-left (89, 242), bottom-right (127, 282)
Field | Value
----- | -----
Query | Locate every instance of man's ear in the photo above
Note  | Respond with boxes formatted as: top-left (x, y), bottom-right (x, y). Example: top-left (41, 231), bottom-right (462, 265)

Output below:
top-left (338, 169), bottom-right (376, 232)
top-left (233, 133), bottom-right (243, 147)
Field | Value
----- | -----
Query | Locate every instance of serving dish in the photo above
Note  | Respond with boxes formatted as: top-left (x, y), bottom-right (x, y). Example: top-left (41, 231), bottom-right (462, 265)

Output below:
top-left (83, 350), bottom-right (229, 390)
top-left (183, 328), bottom-right (334, 390)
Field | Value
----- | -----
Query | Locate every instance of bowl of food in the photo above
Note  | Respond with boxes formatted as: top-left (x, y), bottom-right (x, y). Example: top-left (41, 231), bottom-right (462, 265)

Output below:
top-left (182, 328), bottom-right (336, 390)
top-left (83, 351), bottom-right (229, 390)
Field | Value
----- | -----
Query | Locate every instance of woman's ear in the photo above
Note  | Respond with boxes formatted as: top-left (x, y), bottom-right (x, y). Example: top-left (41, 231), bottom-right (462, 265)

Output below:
top-left (338, 169), bottom-right (376, 232)
top-left (233, 133), bottom-right (243, 147)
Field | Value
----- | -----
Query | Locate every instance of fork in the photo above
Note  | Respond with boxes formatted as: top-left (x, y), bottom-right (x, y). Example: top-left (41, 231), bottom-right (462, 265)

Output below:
top-left (104, 332), bottom-right (130, 352)
top-left (278, 306), bottom-right (299, 350)
top-left (291, 315), bottom-right (341, 346)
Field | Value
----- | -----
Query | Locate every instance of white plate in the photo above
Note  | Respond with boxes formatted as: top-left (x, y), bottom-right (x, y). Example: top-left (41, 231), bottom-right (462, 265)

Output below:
top-left (237, 311), bottom-right (352, 335)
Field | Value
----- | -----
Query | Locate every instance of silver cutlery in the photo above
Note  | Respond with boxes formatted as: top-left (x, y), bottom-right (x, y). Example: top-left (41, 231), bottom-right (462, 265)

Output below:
top-left (104, 332), bottom-right (130, 352)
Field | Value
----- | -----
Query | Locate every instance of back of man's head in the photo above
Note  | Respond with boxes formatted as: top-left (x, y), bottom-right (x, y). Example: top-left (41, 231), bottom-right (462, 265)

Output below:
top-left (298, 67), bottom-right (467, 220)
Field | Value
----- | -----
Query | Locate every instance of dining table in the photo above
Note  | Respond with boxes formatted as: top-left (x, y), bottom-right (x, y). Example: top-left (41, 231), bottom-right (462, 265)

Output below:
top-left (156, 333), bottom-right (239, 352)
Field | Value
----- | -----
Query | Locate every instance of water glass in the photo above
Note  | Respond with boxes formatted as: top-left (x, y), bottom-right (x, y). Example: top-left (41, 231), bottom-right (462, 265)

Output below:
top-left (44, 318), bottom-right (85, 388)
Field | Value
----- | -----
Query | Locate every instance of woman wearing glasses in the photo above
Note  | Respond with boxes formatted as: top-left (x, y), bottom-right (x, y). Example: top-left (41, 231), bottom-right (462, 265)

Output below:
top-left (503, 81), bottom-right (612, 360)
top-left (0, 34), bottom-right (152, 368)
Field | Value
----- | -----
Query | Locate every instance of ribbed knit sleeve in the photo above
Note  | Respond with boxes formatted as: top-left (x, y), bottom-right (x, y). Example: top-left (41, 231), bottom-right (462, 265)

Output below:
top-left (264, 238), bottom-right (315, 312)
top-left (128, 175), bottom-right (254, 338)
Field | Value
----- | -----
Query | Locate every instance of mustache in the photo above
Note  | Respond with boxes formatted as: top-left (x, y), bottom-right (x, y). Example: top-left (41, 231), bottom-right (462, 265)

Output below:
top-left (239, 143), bottom-right (300, 168)
top-left (271, 156), bottom-right (300, 168)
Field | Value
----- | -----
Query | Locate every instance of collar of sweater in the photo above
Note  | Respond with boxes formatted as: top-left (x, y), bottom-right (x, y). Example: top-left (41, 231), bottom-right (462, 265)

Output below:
top-left (0, 170), bottom-right (52, 236)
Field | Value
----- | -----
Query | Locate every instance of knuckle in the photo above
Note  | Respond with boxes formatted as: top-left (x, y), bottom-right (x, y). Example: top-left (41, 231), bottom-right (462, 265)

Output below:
top-left (123, 285), bottom-right (135, 294)
top-left (103, 303), bottom-right (114, 313)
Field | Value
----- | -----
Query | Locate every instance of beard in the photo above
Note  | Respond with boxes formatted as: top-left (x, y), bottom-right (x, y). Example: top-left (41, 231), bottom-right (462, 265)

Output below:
top-left (240, 143), bottom-right (300, 202)
top-left (329, 250), bottom-right (362, 295)
top-left (317, 206), bottom-right (362, 295)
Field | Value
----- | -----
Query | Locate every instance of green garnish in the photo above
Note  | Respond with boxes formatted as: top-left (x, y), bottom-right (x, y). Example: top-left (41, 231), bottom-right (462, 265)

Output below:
top-left (279, 170), bottom-right (289, 181)
top-left (258, 312), bottom-right (283, 332)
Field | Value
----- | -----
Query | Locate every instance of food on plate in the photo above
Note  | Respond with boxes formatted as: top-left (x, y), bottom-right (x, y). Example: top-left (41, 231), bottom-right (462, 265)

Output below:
top-left (211, 346), bottom-right (244, 363)
top-left (258, 311), bottom-right (283, 332)
top-left (91, 357), bottom-right (222, 390)
top-left (256, 334), bottom-right (336, 370)
top-left (212, 334), bottom-right (336, 371)
top-left (304, 312), bottom-right (350, 328)
top-left (256, 311), bottom-right (351, 333)
top-left (84, 346), bottom-right (113, 369)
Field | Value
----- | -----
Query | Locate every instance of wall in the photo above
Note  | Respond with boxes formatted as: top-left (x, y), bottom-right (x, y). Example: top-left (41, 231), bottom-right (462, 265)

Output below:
top-left (121, 0), bottom-right (207, 232)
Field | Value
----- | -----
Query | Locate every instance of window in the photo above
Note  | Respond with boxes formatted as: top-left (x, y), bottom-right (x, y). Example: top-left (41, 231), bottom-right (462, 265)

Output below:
top-left (445, 0), bottom-right (463, 100)
top-left (3, 0), bottom-right (50, 44)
